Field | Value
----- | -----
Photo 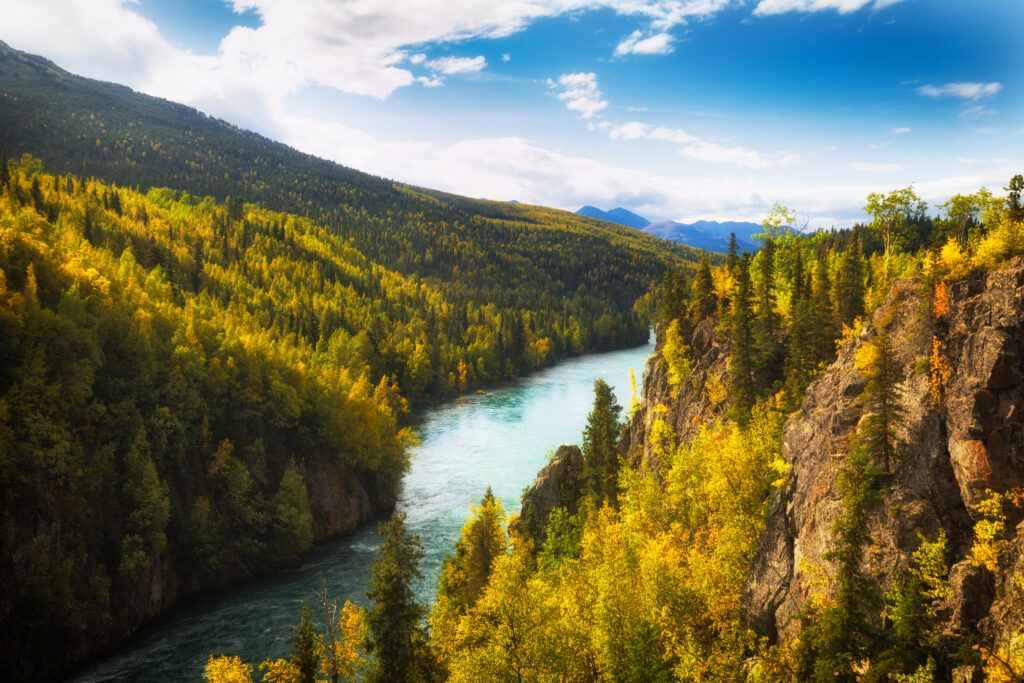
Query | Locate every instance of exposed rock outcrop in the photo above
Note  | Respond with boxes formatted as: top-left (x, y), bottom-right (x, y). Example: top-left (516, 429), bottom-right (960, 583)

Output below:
top-left (514, 444), bottom-right (585, 545)
top-left (741, 257), bottom-right (1024, 656)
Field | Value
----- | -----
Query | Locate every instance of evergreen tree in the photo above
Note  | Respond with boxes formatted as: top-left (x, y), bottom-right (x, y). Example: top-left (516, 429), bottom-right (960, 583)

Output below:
top-left (783, 252), bottom-right (815, 411)
top-left (856, 329), bottom-right (903, 470)
top-left (0, 147), bottom-right (9, 190)
top-left (582, 378), bottom-right (623, 504)
top-left (753, 237), bottom-right (782, 384)
top-left (1007, 174), bottom-right (1024, 223)
top-left (726, 232), bottom-right (739, 274)
top-left (810, 256), bottom-right (838, 367)
top-left (436, 487), bottom-right (507, 611)
top-left (660, 268), bottom-right (689, 329)
top-left (366, 512), bottom-right (434, 683)
top-left (692, 253), bottom-right (716, 323)
top-left (834, 231), bottom-right (865, 329)
top-left (728, 254), bottom-right (756, 422)
top-left (290, 600), bottom-right (319, 683)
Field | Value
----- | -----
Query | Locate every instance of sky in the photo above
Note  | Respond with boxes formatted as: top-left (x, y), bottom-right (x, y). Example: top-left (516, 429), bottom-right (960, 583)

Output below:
top-left (2, 0), bottom-right (1022, 227)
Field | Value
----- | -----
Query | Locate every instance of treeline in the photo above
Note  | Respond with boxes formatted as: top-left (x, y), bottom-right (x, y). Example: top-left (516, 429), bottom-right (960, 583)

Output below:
top-left (206, 175), bottom-right (1024, 681)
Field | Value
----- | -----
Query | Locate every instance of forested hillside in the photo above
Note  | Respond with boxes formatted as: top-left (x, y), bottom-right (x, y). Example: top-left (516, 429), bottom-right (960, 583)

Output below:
top-left (0, 38), bottom-right (703, 357)
top-left (207, 176), bottom-right (1024, 682)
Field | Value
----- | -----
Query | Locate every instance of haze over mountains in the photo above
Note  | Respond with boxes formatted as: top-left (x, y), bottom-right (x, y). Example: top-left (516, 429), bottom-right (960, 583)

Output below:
top-left (577, 205), bottom-right (760, 253)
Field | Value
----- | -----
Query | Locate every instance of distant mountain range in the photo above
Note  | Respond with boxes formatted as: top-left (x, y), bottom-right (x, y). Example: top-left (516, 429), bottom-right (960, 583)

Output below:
top-left (576, 206), bottom-right (761, 253)
top-left (577, 205), bottom-right (651, 230)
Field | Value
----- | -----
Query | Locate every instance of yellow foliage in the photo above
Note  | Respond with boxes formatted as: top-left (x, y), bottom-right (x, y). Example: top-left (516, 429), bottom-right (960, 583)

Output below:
top-left (837, 316), bottom-right (863, 353)
top-left (937, 237), bottom-right (971, 282)
top-left (969, 489), bottom-right (1023, 571)
top-left (974, 217), bottom-right (1024, 269)
top-left (662, 319), bottom-right (693, 396)
top-left (204, 655), bottom-right (253, 683)
top-left (929, 337), bottom-right (951, 407)
top-left (981, 631), bottom-right (1024, 683)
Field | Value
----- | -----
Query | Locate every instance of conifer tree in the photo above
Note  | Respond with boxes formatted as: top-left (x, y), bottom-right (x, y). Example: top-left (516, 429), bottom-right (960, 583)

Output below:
top-left (290, 600), bottom-right (319, 683)
top-left (1008, 174), bottom-right (1024, 223)
top-left (835, 231), bottom-right (865, 328)
top-left (692, 253), bottom-right (716, 323)
top-left (810, 255), bottom-right (838, 365)
top-left (726, 232), bottom-right (739, 274)
top-left (582, 378), bottom-right (622, 504)
top-left (0, 147), bottom-right (9, 190)
top-left (366, 512), bottom-right (435, 683)
top-left (754, 237), bottom-right (782, 384)
top-left (728, 254), bottom-right (756, 421)
top-left (856, 329), bottom-right (903, 470)
top-left (783, 251), bottom-right (815, 411)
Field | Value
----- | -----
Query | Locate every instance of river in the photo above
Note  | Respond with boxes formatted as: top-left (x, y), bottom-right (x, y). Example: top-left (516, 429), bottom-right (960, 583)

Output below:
top-left (69, 337), bottom-right (654, 682)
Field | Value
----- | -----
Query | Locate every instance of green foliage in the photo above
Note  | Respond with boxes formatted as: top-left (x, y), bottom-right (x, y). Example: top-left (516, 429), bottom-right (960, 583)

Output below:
top-left (582, 379), bottom-right (623, 504)
top-left (729, 254), bottom-right (757, 422)
top-left (537, 507), bottom-right (584, 572)
top-left (365, 512), bottom-right (438, 683)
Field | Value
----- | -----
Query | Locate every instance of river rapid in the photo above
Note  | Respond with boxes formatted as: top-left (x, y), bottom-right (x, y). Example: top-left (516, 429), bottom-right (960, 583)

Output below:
top-left (70, 337), bottom-right (654, 682)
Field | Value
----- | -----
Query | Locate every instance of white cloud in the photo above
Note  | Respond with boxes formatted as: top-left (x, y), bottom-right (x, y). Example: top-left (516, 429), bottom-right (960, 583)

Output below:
top-left (609, 121), bottom-right (698, 144)
top-left (417, 75), bottom-right (445, 87)
top-left (409, 53), bottom-right (427, 64)
top-left (889, 126), bottom-right (911, 135)
top-left (502, 53), bottom-right (511, 62)
top-left (961, 104), bottom-right (997, 119)
top-left (679, 141), bottom-right (799, 169)
top-left (851, 162), bottom-right (903, 172)
top-left (552, 72), bottom-right (607, 119)
top-left (753, 0), bottom-right (902, 15)
top-left (615, 30), bottom-right (675, 56)
top-left (917, 82), bottom-right (1002, 100)
top-left (427, 55), bottom-right (486, 74)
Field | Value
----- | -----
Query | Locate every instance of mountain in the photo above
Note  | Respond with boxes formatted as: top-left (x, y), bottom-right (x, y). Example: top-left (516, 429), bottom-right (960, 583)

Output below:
top-left (576, 205), bottom-right (651, 229)
top-left (575, 204), bottom-right (764, 253)
top-left (642, 219), bottom-right (762, 253)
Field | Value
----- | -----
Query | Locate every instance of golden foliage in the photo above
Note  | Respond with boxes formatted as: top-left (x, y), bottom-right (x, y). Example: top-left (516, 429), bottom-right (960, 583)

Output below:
top-left (933, 280), bottom-right (949, 319)
top-left (204, 655), bottom-right (253, 683)
top-left (929, 337), bottom-right (951, 407)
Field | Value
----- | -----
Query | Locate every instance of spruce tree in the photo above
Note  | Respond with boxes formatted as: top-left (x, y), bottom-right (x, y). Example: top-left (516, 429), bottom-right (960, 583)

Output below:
top-left (729, 254), bottom-right (756, 422)
top-left (692, 253), bottom-right (716, 323)
top-left (366, 512), bottom-right (434, 683)
top-left (810, 256), bottom-right (838, 366)
top-left (290, 600), bottom-right (319, 683)
top-left (754, 238), bottom-right (781, 384)
top-left (783, 251), bottom-right (815, 411)
top-left (582, 378), bottom-right (622, 504)
top-left (726, 232), bottom-right (739, 274)
top-left (1007, 174), bottom-right (1024, 223)
top-left (0, 147), bottom-right (9, 190)
top-left (834, 231), bottom-right (865, 329)
top-left (856, 329), bottom-right (903, 470)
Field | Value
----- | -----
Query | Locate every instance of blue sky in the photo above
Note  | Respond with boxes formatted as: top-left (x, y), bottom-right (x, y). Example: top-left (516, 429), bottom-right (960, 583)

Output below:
top-left (3, 0), bottom-right (1022, 226)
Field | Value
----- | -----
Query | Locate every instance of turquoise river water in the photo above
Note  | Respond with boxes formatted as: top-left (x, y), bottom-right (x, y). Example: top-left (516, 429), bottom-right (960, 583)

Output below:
top-left (69, 336), bottom-right (654, 682)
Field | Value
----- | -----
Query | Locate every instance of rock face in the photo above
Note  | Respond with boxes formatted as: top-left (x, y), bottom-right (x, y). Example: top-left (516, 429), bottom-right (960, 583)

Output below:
top-left (515, 444), bottom-right (585, 545)
top-left (741, 257), bottom-right (1024, 654)
top-left (618, 317), bottom-right (730, 468)
top-left (305, 457), bottom-right (394, 540)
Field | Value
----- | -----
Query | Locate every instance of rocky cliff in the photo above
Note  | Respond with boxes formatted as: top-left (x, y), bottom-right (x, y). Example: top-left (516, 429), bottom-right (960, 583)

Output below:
top-left (514, 444), bottom-right (585, 545)
top-left (741, 258), bottom-right (1024, 659)
top-left (618, 317), bottom-right (730, 469)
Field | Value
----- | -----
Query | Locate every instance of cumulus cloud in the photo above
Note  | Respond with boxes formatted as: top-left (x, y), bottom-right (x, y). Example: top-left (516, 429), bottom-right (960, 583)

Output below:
top-left (754, 0), bottom-right (902, 15)
top-left (917, 82), bottom-right (1002, 99)
top-left (615, 30), bottom-right (675, 56)
top-left (609, 121), bottom-right (697, 144)
top-left (427, 55), bottom-right (486, 74)
top-left (552, 72), bottom-right (608, 119)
